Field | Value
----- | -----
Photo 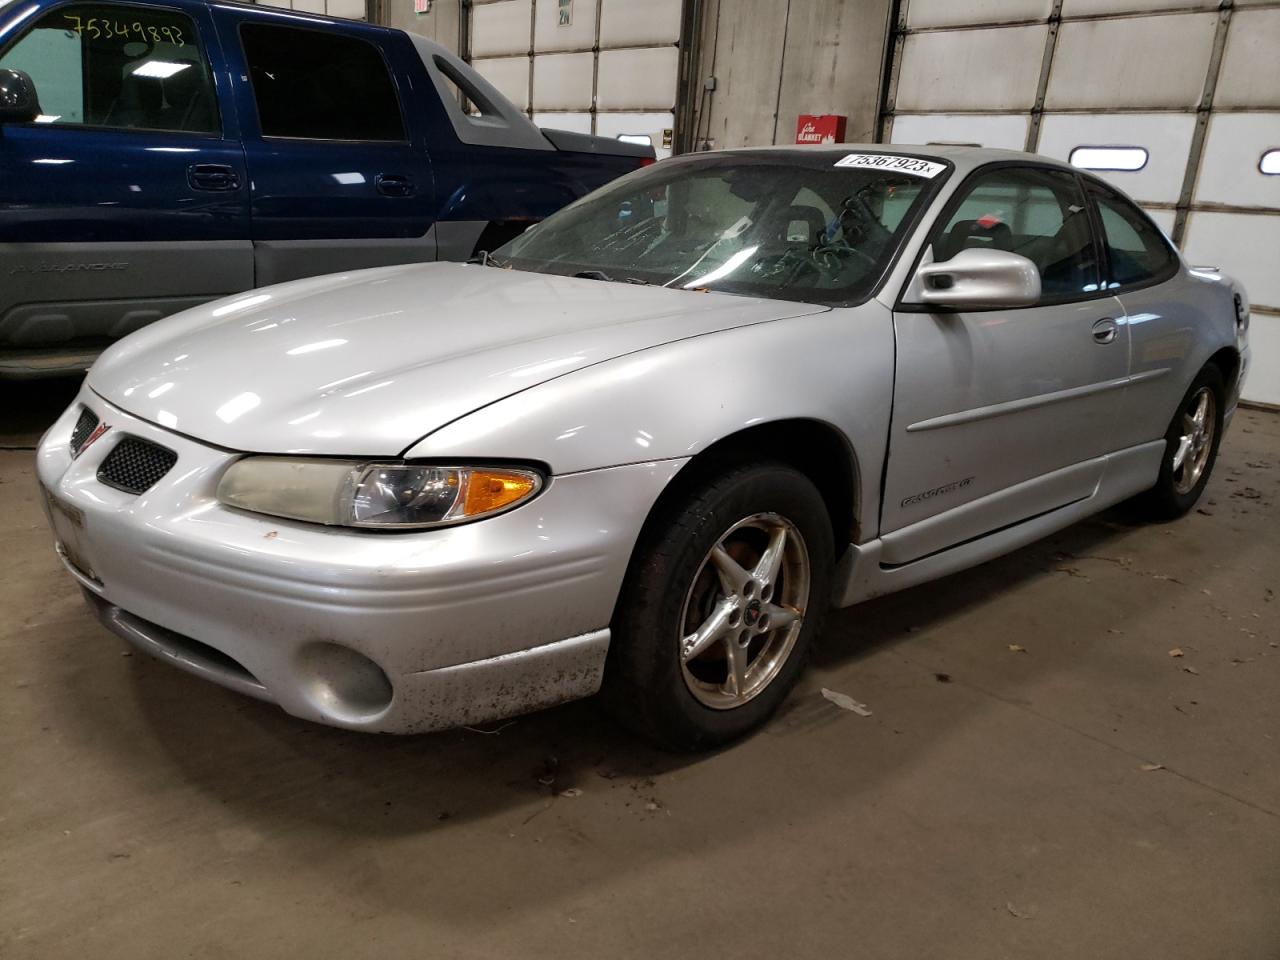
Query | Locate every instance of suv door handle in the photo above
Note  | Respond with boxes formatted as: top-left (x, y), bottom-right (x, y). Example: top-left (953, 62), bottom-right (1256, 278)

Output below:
top-left (376, 173), bottom-right (414, 197)
top-left (187, 163), bottom-right (240, 192)
top-left (1092, 317), bottom-right (1118, 344)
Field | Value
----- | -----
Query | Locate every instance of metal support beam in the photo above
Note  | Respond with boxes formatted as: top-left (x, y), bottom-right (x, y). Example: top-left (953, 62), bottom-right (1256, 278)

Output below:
top-left (875, 0), bottom-right (909, 143)
top-left (675, 0), bottom-right (704, 154)
top-left (1172, 0), bottom-right (1235, 247)
top-left (1025, 0), bottom-right (1063, 153)
top-left (768, 0), bottom-right (794, 145)
top-left (460, 0), bottom-right (472, 63)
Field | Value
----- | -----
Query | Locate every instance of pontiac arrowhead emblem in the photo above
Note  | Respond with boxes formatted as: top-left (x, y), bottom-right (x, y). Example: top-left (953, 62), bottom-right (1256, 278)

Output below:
top-left (75, 422), bottom-right (110, 457)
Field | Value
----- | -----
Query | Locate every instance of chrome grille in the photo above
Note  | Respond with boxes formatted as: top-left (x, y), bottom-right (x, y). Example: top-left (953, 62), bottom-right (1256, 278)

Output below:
top-left (69, 407), bottom-right (99, 455)
top-left (97, 437), bottom-right (177, 495)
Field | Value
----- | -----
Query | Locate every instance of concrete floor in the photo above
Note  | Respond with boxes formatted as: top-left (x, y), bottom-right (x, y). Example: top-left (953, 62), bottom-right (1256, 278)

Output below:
top-left (2, 377), bottom-right (1277, 959)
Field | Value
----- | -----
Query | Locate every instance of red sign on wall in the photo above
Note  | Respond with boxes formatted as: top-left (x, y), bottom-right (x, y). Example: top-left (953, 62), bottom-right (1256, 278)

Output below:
top-left (796, 115), bottom-right (847, 146)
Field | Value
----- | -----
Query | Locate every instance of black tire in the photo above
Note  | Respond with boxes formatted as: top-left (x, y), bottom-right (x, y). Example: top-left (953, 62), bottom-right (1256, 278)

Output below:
top-left (602, 462), bottom-right (834, 751)
top-left (1135, 364), bottom-right (1225, 520)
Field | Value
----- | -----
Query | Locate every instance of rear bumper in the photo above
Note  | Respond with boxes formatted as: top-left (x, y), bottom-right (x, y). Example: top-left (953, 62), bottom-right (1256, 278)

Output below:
top-left (38, 386), bottom-right (684, 732)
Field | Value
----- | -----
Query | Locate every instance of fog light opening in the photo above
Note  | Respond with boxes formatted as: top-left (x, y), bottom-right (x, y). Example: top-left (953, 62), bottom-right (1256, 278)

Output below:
top-left (296, 642), bottom-right (393, 722)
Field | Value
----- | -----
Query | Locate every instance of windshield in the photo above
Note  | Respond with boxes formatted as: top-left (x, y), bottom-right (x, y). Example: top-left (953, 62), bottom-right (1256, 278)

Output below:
top-left (495, 152), bottom-right (948, 305)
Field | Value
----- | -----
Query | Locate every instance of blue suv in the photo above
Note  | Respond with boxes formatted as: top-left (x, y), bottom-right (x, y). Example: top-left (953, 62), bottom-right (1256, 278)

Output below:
top-left (0, 0), bottom-right (653, 376)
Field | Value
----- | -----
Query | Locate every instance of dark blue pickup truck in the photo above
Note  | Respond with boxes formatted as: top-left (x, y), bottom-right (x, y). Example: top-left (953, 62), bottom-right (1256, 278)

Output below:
top-left (0, 0), bottom-right (653, 376)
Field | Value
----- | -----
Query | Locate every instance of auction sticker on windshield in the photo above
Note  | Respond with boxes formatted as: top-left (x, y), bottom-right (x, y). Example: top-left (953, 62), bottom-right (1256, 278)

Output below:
top-left (833, 154), bottom-right (946, 178)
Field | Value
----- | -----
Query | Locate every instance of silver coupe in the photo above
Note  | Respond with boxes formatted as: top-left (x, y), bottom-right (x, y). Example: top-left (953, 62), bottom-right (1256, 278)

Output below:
top-left (38, 146), bottom-right (1251, 749)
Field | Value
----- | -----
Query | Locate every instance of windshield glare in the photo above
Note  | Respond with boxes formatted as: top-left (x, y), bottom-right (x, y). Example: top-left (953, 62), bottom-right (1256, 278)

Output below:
top-left (496, 154), bottom-right (944, 305)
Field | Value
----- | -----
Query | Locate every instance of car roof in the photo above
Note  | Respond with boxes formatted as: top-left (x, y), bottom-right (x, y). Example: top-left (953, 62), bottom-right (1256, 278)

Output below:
top-left (701, 143), bottom-right (1076, 176)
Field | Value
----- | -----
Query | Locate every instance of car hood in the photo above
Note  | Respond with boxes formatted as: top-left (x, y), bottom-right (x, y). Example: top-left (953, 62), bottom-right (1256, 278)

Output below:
top-left (89, 262), bottom-right (828, 456)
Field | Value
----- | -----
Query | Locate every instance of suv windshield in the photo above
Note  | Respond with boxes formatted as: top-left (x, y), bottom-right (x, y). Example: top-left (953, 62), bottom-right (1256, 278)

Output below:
top-left (495, 152), bottom-right (947, 305)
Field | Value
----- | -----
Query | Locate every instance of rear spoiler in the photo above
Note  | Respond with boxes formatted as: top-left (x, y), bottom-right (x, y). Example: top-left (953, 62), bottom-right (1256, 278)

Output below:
top-left (540, 127), bottom-right (657, 161)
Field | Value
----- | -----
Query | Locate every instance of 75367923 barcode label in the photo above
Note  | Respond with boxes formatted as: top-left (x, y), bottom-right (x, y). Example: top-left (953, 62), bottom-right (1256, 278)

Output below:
top-left (833, 154), bottom-right (947, 178)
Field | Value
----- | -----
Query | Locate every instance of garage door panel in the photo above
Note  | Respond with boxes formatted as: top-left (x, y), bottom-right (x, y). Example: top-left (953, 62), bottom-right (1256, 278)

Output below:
top-left (533, 111), bottom-right (592, 134)
top-left (1215, 9), bottom-right (1280, 109)
top-left (895, 26), bottom-right (1046, 112)
top-left (600, 0), bottom-right (682, 46)
top-left (1195, 114), bottom-right (1280, 208)
top-left (532, 52), bottom-right (594, 111)
top-left (597, 47), bottom-right (679, 112)
top-left (1038, 113), bottom-right (1195, 204)
top-left (471, 0), bottom-right (532, 58)
top-left (533, 0), bottom-right (597, 52)
top-left (1183, 211), bottom-right (1280, 310)
top-left (1046, 13), bottom-right (1217, 109)
top-left (473, 56), bottom-right (531, 112)
top-left (1241, 312), bottom-right (1280, 406)
top-left (1142, 207), bottom-right (1177, 236)
top-left (906, 0), bottom-right (1051, 29)
top-left (595, 111), bottom-right (675, 159)
top-left (1061, 0), bottom-right (1213, 14)
top-left (890, 113), bottom-right (1029, 150)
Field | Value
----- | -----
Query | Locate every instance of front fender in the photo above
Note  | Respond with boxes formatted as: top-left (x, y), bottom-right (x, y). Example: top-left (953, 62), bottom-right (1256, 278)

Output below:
top-left (405, 303), bottom-right (897, 540)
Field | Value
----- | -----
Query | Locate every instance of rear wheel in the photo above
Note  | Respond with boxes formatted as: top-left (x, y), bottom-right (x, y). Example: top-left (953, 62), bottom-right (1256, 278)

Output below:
top-left (1136, 364), bottom-right (1224, 520)
top-left (602, 463), bottom-right (833, 750)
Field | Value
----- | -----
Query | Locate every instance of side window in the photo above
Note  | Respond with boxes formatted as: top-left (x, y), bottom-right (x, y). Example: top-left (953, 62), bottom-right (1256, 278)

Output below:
top-left (932, 167), bottom-right (1100, 301)
top-left (1088, 185), bottom-right (1177, 288)
top-left (239, 24), bottom-right (404, 142)
top-left (0, 4), bottom-right (218, 134)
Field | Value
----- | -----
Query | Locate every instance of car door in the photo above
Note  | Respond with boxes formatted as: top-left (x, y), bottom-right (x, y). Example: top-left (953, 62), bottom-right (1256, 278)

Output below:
top-left (211, 7), bottom-right (436, 287)
top-left (1083, 178), bottom-right (1198, 451)
top-left (0, 0), bottom-right (250, 370)
top-left (879, 164), bottom-right (1129, 564)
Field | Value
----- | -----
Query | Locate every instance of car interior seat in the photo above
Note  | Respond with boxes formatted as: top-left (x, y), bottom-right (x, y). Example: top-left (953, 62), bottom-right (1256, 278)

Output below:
top-left (105, 59), bottom-right (212, 132)
top-left (936, 218), bottom-right (1015, 262)
top-left (779, 204), bottom-right (829, 244)
top-left (1038, 209), bottom-right (1098, 296)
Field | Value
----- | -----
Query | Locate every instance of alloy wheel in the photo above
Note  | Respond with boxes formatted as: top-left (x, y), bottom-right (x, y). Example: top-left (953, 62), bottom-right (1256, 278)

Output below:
top-left (678, 513), bottom-right (811, 710)
top-left (1171, 386), bottom-right (1216, 495)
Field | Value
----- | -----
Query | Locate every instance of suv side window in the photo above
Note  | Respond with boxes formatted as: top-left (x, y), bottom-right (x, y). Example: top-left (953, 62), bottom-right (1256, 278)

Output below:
top-left (932, 166), bottom-right (1100, 302)
top-left (1087, 183), bottom-right (1178, 289)
top-left (239, 24), bottom-right (404, 142)
top-left (0, 4), bottom-right (219, 134)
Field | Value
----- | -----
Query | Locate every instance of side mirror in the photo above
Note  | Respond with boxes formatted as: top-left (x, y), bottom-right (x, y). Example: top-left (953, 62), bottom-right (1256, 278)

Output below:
top-left (0, 68), bottom-right (40, 125)
top-left (911, 248), bottom-right (1041, 309)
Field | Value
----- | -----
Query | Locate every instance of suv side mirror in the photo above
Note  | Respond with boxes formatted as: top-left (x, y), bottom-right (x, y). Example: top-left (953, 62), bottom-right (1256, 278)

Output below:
top-left (911, 248), bottom-right (1041, 309)
top-left (0, 68), bottom-right (40, 124)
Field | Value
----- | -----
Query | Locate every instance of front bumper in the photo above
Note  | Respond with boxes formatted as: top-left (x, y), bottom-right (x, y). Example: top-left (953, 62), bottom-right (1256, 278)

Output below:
top-left (37, 386), bottom-right (685, 733)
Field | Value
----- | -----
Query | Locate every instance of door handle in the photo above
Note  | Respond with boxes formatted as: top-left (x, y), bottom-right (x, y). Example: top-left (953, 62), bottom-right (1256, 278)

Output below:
top-left (187, 163), bottom-right (240, 192)
top-left (376, 173), bottom-right (414, 197)
top-left (1092, 317), bottom-right (1118, 345)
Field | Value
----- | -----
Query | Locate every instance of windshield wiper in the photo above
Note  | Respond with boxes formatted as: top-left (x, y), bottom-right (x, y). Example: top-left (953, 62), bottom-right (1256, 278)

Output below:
top-left (572, 270), bottom-right (650, 285)
top-left (468, 250), bottom-right (509, 268)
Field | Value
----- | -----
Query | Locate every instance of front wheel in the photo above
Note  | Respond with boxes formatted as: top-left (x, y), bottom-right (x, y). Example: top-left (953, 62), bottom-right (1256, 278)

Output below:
top-left (1136, 364), bottom-right (1225, 520)
top-left (602, 463), bottom-right (834, 751)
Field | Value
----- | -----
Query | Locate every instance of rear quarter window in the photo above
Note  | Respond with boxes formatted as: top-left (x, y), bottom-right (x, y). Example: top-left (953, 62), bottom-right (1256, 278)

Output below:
top-left (239, 23), bottom-right (404, 142)
top-left (1087, 183), bottom-right (1177, 288)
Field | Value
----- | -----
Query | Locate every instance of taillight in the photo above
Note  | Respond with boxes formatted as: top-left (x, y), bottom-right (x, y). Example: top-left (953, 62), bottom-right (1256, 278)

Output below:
top-left (638, 157), bottom-right (656, 167)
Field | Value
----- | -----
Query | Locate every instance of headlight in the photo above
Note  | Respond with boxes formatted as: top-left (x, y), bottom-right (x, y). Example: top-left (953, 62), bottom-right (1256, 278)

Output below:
top-left (216, 458), bottom-right (543, 529)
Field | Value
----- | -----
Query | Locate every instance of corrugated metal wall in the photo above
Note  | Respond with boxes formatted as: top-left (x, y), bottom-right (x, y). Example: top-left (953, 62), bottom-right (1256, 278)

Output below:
top-left (883, 0), bottom-right (1280, 405)
top-left (468, 0), bottom-right (683, 157)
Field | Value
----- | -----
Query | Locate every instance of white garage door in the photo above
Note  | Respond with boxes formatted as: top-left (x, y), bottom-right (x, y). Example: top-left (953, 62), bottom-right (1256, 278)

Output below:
top-left (883, 0), bottom-right (1280, 406)
top-left (249, 0), bottom-right (367, 19)
top-left (469, 0), bottom-right (682, 158)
